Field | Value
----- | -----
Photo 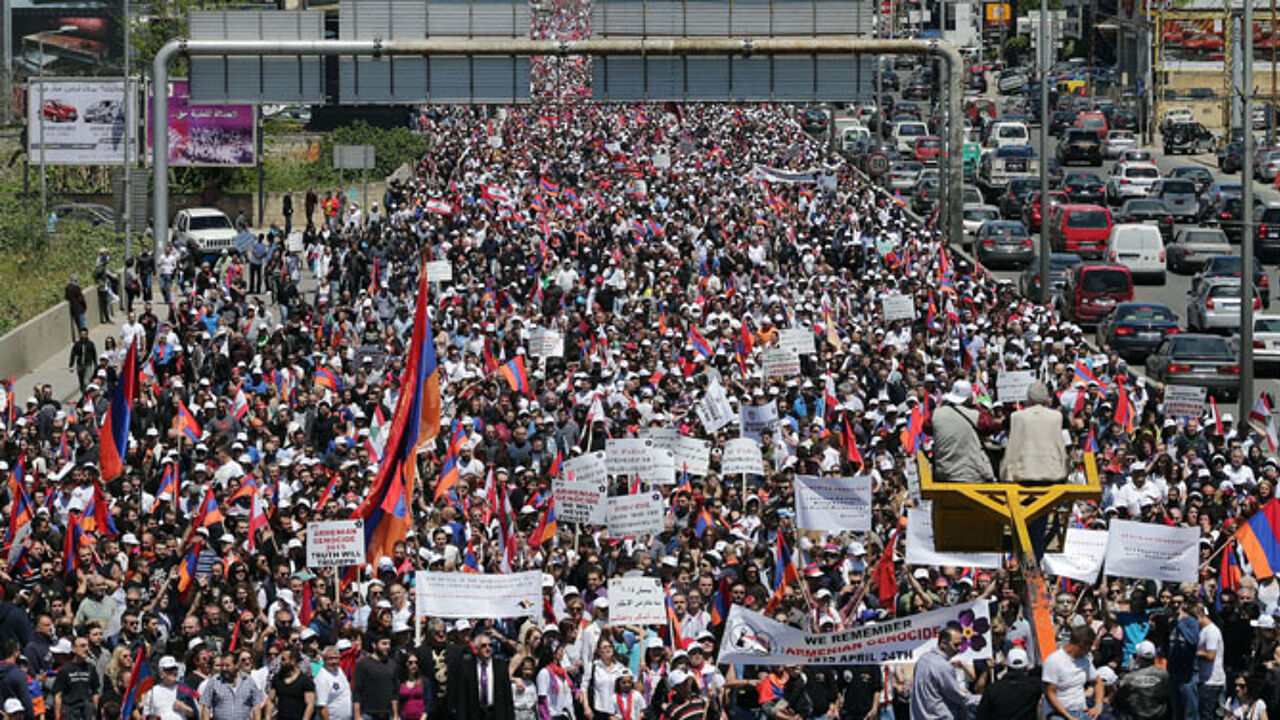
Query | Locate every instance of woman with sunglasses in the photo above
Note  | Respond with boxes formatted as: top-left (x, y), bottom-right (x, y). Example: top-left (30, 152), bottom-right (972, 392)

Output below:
top-left (1226, 675), bottom-right (1268, 720)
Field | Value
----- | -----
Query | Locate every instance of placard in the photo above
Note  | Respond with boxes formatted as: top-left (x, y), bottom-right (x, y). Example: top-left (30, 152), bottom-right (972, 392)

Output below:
top-left (415, 571), bottom-right (542, 618)
top-left (606, 492), bottom-right (665, 538)
top-left (740, 402), bottom-right (780, 442)
top-left (563, 451), bottom-right (608, 487)
top-left (641, 448), bottom-right (677, 485)
top-left (608, 577), bottom-right (666, 625)
top-left (639, 427), bottom-right (681, 451)
top-left (553, 475), bottom-right (609, 525)
top-left (606, 438), bottom-right (656, 477)
top-left (1104, 519), bottom-right (1199, 583)
top-left (882, 294), bottom-right (916, 322)
top-left (794, 475), bottom-right (873, 533)
top-left (1042, 528), bottom-right (1109, 583)
top-left (722, 438), bottom-right (765, 476)
top-left (426, 260), bottom-right (453, 282)
top-left (762, 348), bottom-right (801, 379)
top-left (672, 436), bottom-right (712, 476)
top-left (778, 328), bottom-right (817, 356)
top-left (696, 382), bottom-right (736, 433)
top-left (531, 328), bottom-right (565, 359)
top-left (1164, 385), bottom-right (1207, 419)
top-left (996, 370), bottom-right (1035, 404)
top-left (905, 505), bottom-right (1002, 569)
top-left (305, 519), bottom-right (366, 567)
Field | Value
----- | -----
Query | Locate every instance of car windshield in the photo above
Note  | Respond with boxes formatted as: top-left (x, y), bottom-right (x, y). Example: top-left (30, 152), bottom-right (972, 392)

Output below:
top-left (1160, 180), bottom-right (1197, 194)
top-left (999, 126), bottom-right (1027, 138)
top-left (965, 208), bottom-right (999, 221)
top-left (1258, 318), bottom-right (1280, 332)
top-left (189, 215), bottom-right (232, 230)
top-left (1080, 269), bottom-right (1129, 293)
top-left (1118, 305), bottom-right (1175, 322)
top-left (1125, 200), bottom-right (1165, 213)
top-left (1208, 256), bottom-right (1244, 273)
top-left (1109, 131), bottom-right (1134, 140)
top-left (899, 125), bottom-right (925, 136)
top-left (1069, 211), bottom-right (1110, 229)
top-left (1067, 130), bottom-right (1096, 141)
top-left (1051, 255), bottom-right (1083, 270)
top-left (1126, 166), bottom-right (1160, 179)
top-left (1170, 335), bottom-right (1233, 358)
top-left (1080, 117), bottom-right (1105, 130)
top-left (918, 138), bottom-right (941, 148)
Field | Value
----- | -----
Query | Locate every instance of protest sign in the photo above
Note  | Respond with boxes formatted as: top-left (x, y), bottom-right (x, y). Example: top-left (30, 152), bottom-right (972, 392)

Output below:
top-left (718, 601), bottom-right (992, 665)
top-left (1042, 528), bottom-right (1109, 584)
top-left (905, 505), bottom-right (1002, 569)
top-left (882, 295), bottom-right (916, 322)
top-left (606, 492), bottom-right (666, 537)
top-left (530, 328), bottom-right (565, 358)
top-left (696, 382), bottom-right (736, 432)
top-left (722, 438), bottom-right (764, 476)
top-left (638, 427), bottom-right (680, 450)
top-left (415, 571), bottom-right (542, 618)
top-left (672, 436), bottom-right (712, 476)
top-left (1163, 385), bottom-right (1207, 419)
top-left (606, 438), bottom-right (656, 477)
top-left (563, 451), bottom-right (608, 487)
top-left (306, 520), bottom-right (365, 567)
top-left (762, 348), bottom-right (801, 379)
top-left (778, 328), bottom-right (817, 356)
top-left (608, 577), bottom-right (666, 625)
top-left (996, 370), bottom-right (1034, 404)
top-left (553, 475), bottom-right (609, 525)
top-left (426, 260), bottom-right (453, 283)
top-left (1104, 520), bottom-right (1199, 583)
top-left (641, 448), bottom-right (676, 485)
top-left (793, 475), bottom-right (873, 533)
top-left (740, 402), bottom-right (780, 441)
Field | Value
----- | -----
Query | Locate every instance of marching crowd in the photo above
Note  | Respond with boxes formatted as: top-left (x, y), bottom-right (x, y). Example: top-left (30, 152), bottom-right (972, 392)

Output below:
top-left (6, 16), bottom-right (1280, 720)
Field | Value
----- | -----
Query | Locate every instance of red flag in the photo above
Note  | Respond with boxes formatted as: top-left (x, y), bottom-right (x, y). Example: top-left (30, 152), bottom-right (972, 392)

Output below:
top-left (843, 414), bottom-right (863, 468)
top-left (873, 529), bottom-right (900, 613)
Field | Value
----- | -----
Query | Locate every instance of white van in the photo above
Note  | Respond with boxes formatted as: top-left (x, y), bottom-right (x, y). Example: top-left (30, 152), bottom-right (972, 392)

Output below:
top-left (892, 121), bottom-right (929, 153)
top-left (1106, 223), bottom-right (1166, 284)
top-left (988, 121), bottom-right (1030, 149)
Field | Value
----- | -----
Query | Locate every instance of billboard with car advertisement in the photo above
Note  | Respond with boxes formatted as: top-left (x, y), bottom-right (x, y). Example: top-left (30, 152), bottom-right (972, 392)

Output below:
top-left (9, 9), bottom-right (119, 76)
top-left (27, 78), bottom-right (137, 165)
top-left (146, 81), bottom-right (256, 167)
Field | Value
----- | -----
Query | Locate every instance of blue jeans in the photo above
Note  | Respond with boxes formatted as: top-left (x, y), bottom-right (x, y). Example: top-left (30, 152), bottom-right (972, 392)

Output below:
top-left (1198, 683), bottom-right (1223, 720)
top-left (1173, 678), bottom-right (1199, 720)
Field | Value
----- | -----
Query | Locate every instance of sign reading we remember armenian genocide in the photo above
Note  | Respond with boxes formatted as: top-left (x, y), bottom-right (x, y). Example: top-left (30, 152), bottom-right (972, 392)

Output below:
top-left (416, 571), bottom-right (542, 618)
top-left (718, 601), bottom-right (992, 666)
top-left (305, 519), bottom-right (365, 567)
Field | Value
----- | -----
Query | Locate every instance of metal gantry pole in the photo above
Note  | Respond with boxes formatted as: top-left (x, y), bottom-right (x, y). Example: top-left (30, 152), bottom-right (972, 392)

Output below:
top-left (1244, 4), bottom-right (1257, 418)
top-left (121, 0), bottom-right (133, 312)
top-left (150, 36), bottom-right (969, 247)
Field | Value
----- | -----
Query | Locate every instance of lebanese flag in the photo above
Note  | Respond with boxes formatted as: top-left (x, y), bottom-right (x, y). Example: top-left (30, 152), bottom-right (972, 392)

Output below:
top-left (425, 198), bottom-right (453, 215)
top-left (483, 185), bottom-right (514, 206)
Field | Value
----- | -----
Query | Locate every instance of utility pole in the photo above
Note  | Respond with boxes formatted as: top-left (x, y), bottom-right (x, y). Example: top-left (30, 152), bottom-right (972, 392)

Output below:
top-left (121, 0), bottom-right (133, 311)
top-left (1244, 2), bottom-right (1258, 418)
top-left (1038, 1), bottom-right (1051, 304)
top-left (2, 0), bottom-right (11, 123)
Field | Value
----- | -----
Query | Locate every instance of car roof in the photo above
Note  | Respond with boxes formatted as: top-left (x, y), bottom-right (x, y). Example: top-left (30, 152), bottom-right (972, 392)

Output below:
top-left (184, 208), bottom-right (230, 217)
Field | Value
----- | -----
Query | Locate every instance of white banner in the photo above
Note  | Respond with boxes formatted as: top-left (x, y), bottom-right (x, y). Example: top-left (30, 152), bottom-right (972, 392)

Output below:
top-left (1042, 528), bottom-right (1109, 584)
top-left (762, 348), bottom-right (801, 379)
top-left (642, 448), bottom-right (677, 485)
top-left (553, 475), bottom-right (609, 525)
top-left (426, 260), bottom-right (453, 282)
top-left (905, 505), bottom-right (1003, 569)
top-left (1104, 520), bottom-right (1199, 583)
top-left (996, 370), bottom-right (1035, 404)
top-left (606, 438), bottom-right (656, 477)
top-left (1163, 385), bottom-right (1207, 419)
top-left (778, 328), bottom-right (817, 356)
top-left (794, 475), bottom-right (873, 533)
top-left (305, 519), bottom-right (366, 567)
top-left (746, 164), bottom-right (823, 185)
top-left (608, 577), bottom-right (666, 625)
top-left (28, 79), bottom-right (139, 165)
top-left (416, 571), bottom-right (542, 618)
top-left (718, 601), bottom-right (992, 666)
top-left (607, 492), bottom-right (666, 538)
top-left (672, 437), bottom-right (712, 476)
top-left (696, 382), bottom-right (736, 433)
top-left (722, 438), bottom-right (765, 476)
top-left (530, 328), bottom-right (565, 359)
top-left (740, 402), bottom-right (780, 442)
top-left (882, 294), bottom-right (916, 322)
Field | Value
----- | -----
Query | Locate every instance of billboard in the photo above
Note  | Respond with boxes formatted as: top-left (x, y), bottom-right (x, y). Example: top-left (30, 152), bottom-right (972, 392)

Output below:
top-left (984, 2), bottom-right (1012, 28)
top-left (27, 78), bottom-right (137, 165)
top-left (147, 81), bottom-right (255, 167)
top-left (9, 11), bottom-right (119, 76)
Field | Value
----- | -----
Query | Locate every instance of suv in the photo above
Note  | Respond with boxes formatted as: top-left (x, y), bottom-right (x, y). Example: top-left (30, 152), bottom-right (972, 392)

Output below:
top-left (1105, 163), bottom-right (1161, 205)
top-left (1257, 206), bottom-right (1280, 261)
top-left (1057, 129), bottom-right (1103, 166)
top-left (1164, 122), bottom-right (1215, 155)
top-left (173, 208), bottom-right (239, 260)
top-left (1060, 264), bottom-right (1135, 324)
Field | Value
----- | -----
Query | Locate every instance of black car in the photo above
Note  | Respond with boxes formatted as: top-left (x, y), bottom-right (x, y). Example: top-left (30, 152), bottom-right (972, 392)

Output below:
top-left (1019, 252), bottom-right (1084, 301)
top-left (968, 73), bottom-right (988, 93)
top-left (1213, 195), bottom-right (1263, 243)
top-left (1000, 177), bottom-right (1041, 219)
top-left (1260, 206), bottom-right (1280, 261)
top-left (1057, 129), bottom-right (1103, 166)
top-left (1061, 172), bottom-right (1106, 205)
top-left (1164, 122), bottom-right (1215, 155)
top-left (1194, 254), bottom-right (1271, 307)
top-left (1116, 198), bottom-right (1175, 240)
top-left (800, 108), bottom-right (828, 134)
top-left (1167, 165), bottom-right (1214, 197)
top-left (1111, 108), bottom-right (1139, 131)
top-left (1218, 141), bottom-right (1244, 174)
top-left (1049, 110), bottom-right (1077, 137)
top-left (913, 176), bottom-right (939, 215)
top-left (1096, 302), bottom-right (1181, 357)
top-left (880, 72), bottom-right (900, 92)
top-left (903, 80), bottom-right (932, 100)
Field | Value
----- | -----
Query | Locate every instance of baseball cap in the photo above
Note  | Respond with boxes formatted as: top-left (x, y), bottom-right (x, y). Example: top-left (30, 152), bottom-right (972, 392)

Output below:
top-left (668, 670), bottom-right (692, 687)
top-left (3, 698), bottom-right (24, 714)
top-left (159, 656), bottom-right (181, 670)
top-left (1135, 640), bottom-right (1157, 659)
top-left (1006, 648), bottom-right (1029, 669)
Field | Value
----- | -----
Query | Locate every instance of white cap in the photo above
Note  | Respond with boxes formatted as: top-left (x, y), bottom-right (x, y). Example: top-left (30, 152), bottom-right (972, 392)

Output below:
top-left (1096, 667), bottom-right (1118, 687)
top-left (667, 670), bottom-right (692, 687)
top-left (51, 639), bottom-right (72, 654)
top-left (336, 639), bottom-right (354, 651)
top-left (3, 698), bottom-right (24, 714)
top-left (1135, 640), bottom-right (1157, 659)
top-left (301, 628), bottom-right (318, 640)
top-left (1007, 648), bottom-right (1030, 669)
top-left (159, 656), bottom-right (181, 670)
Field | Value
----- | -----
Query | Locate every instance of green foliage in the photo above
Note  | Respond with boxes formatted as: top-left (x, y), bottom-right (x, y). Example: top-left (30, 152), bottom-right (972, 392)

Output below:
top-left (320, 122), bottom-right (430, 179)
top-left (1004, 36), bottom-right (1031, 64)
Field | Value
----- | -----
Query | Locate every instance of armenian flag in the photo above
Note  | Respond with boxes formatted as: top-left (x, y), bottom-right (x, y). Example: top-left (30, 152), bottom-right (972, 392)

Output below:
top-left (664, 583), bottom-right (684, 648)
top-left (6, 465), bottom-right (33, 547)
top-left (528, 498), bottom-right (558, 548)
top-left (539, 177), bottom-right (562, 197)
top-left (315, 366), bottom-right (344, 393)
top-left (710, 577), bottom-right (732, 626)
top-left (1073, 361), bottom-right (1109, 390)
top-left (351, 260), bottom-right (441, 563)
top-left (1114, 377), bottom-right (1135, 433)
top-left (873, 529), bottom-right (900, 611)
top-left (498, 357), bottom-right (531, 396)
top-left (177, 542), bottom-right (201, 593)
top-left (433, 419), bottom-right (466, 501)
top-left (99, 338), bottom-right (138, 480)
top-left (174, 401), bottom-right (202, 443)
top-left (1235, 498), bottom-right (1280, 579)
top-left (1221, 541), bottom-right (1242, 596)
top-left (843, 413), bottom-right (863, 468)
top-left (688, 327), bottom-right (714, 359)
top-left (1083, 428), bottom-right (1100, 487)
top-left (119, 646), bottom-right (155, 720)
top-left (155, 463), bottom-right (180, 512)
top-left (694, 507), bottom-right (718, 538)
top-left (192, 488), bottom-right (225, 530)
top-left (764, 533), bottom-right (800, 614)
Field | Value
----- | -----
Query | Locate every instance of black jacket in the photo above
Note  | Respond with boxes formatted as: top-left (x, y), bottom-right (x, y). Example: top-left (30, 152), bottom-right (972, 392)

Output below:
top-left (975, 669), bottom-right (1041, 720)
top-left (447, 650), bottom-right (514, 720)
top-left (1113, 665), bottom-right (1170, 720)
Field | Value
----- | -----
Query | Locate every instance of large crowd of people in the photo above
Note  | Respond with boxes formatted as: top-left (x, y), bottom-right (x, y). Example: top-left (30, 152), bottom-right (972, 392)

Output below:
top-left (3, 10), bottom-right (1280, 720)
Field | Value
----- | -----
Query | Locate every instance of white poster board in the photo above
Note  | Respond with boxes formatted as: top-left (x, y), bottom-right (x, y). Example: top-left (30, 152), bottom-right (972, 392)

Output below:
top-left (882, 294), bottom-right (916, 322)
top-left (740, 402), bottom-right (780, 441)
top-left (778, 328), bottom-right (817, 356)
top-left (696, 382), bottom-right (736, 432)
top-left (996, 371), bottom-right (1035, 404)
top-left (722, 438), bottom-right (765, 476)
top-left (606, 438), bottom-right (656, 477)
top-left (793, 475), bottom-right (873, 533)
top-left (415, 571), bottom-right (542, 618)
top-left (1164, 385), bottom-right (1207, 419)
top-left (606, 492), bottom-right (666, 538)
top-left (672, 437), bottom-right (712, 476)
top-left (641, 448), bottom-right (677, 485)
top-left (1103, 519), bottom-right (1199, 583)
top-left (531, 328), bottom-right (565, 358)
top-left (425, 260), bottom-right (453, 282)
top-left (608, 577), bottom-right (666, 625)
top-left (762, 348), bottom-right (801, 379)
top-left (1042, 528), bottom-right (1109, 584)
top-left (306, 519), bottom-right (366, 567)
top-left (905, 505), bottom-right (1002, 569)
top-left (553, 475), bottom-right (609, 525)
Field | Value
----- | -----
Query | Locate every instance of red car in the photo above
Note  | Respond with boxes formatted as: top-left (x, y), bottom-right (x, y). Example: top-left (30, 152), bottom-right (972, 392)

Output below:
top-left (1047, 203), bottom-right (1113, 258)
top-left (913, 136), bottom-right (942, 166)
top-left (1062, 264), bottom-right (1134, 324)
top-left (42, 100), bottom-right (77, 123)
top-left (1022, 190), bottom-right (1070, 233)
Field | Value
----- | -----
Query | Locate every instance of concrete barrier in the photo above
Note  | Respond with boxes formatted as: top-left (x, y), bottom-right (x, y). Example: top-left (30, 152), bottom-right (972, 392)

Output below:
top-left (0, 287), bottom-right (105, 383)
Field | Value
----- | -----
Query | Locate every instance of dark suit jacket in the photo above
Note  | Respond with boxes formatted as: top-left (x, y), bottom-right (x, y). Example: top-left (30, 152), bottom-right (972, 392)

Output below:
top-left (447, 650), bottom-right (515, 720)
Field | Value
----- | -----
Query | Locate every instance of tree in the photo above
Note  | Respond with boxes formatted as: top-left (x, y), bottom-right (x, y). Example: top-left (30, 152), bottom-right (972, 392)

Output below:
top-left (1004, 36), bottom-right (1031, 64)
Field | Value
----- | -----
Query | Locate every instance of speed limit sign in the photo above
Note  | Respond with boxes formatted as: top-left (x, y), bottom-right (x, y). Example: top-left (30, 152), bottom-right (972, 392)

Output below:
top-left (868, 153), bottom-right (890, 176)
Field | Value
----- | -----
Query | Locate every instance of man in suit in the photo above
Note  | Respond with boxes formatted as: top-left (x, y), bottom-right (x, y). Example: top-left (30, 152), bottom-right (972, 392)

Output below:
top-left (447, 628), bottom-right (514, 720)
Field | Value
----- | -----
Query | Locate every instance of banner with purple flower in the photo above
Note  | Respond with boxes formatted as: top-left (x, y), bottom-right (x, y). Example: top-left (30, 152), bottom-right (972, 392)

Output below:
top-left (717, 601), bottom-right (992, 666)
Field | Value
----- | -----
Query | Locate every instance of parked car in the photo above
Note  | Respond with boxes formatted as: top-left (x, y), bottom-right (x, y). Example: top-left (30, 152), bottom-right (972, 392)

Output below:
top-left (885, 161), bottom-right (924, 194)
top-left (1168, 165), bottom-right (1214, 197)
top-left (1105, 163), bottom-right (1161, 205)
top-left (1060, 263), bottom-right (1134, 324)
top-left (1019, 252), bottom-right (1084, 302)
top-left (1106, 223), bottom-right (1166, 283)
top-left (799, 107), bottom-right (829, 133)
top-left (1000, 177), bottom-right (1041, 219)
top-left (1212, 195), bottom-right (1264, 243)
top-left (1148, 178), bottom-right (1202, 224)
top-left (1218, 141), bottom-right (1244, 174)
top-left (172, 207), bottom-right (239, 260)
top-left (1144, 333), bottom-right (1241, 399)
top-left (51, 203), bottom-right (115, 228)
top-left (997, 69), bottom-right (1029, 94)
top-left (1194, 254), bottom-right (1271, 307)
top-left (963, 203), bottom-right (1002, 238)
top-left (912, 176), bottom-right (939, 215)
top-left (1096, 302), bottom-right (1181, 357)
top-left (1062, 172), bottom-right (1107, 205)
top-left (1074, 111), bottom-right (1109, 139)
top-left (1115, 198), bottom-right (1175, 241)
top-left (975, 220), bottom-right (1034, 267)
top-left (1250, 314), bottom-right (1280, 366)
top-left (1187, 277), bottom-right (1259, 331)
top-left (1167, 228), bottom-right (1232, 273)
top-left (1049, 110), bottom-right (1078, 137)
top-left (913, 136), bottom-right (943, 166)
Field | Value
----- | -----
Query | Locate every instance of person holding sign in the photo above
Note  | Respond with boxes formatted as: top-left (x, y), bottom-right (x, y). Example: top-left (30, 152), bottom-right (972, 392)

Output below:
top-left (931, 380), bottom-right (999, 483)
top-left (1001, 381), bottom-right (1069, 484)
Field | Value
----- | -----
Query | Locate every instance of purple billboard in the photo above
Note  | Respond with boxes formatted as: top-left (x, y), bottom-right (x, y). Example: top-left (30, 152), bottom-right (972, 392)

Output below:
top-left (147, 81), bottom-right (255, 166)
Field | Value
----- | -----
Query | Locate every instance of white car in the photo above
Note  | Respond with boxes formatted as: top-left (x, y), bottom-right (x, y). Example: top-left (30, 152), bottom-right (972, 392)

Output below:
top-left (892, 121), bottom-right (929, 154)
top-left (1102, 130), bottom-right (1137, 159)
top-left (1252, 314), bottom-right (1280, 364)
top-left (173, 207), bottom-right (238, 257)
top-left (962, 203), bottom-right (1001, 237)
top-left (1105, 162), bottom-right (1161, 205)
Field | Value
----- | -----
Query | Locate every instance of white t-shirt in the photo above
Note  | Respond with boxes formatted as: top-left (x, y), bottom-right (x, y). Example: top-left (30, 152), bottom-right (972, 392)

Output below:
top-left (141, 683), bottom-right (187, 720)
top-left (1199, 622), bottom-right (1227, 686)
top-left (315, 666), bottom-right (353, 720)
top-left (1041, 648), bottom-right (1096, 713)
